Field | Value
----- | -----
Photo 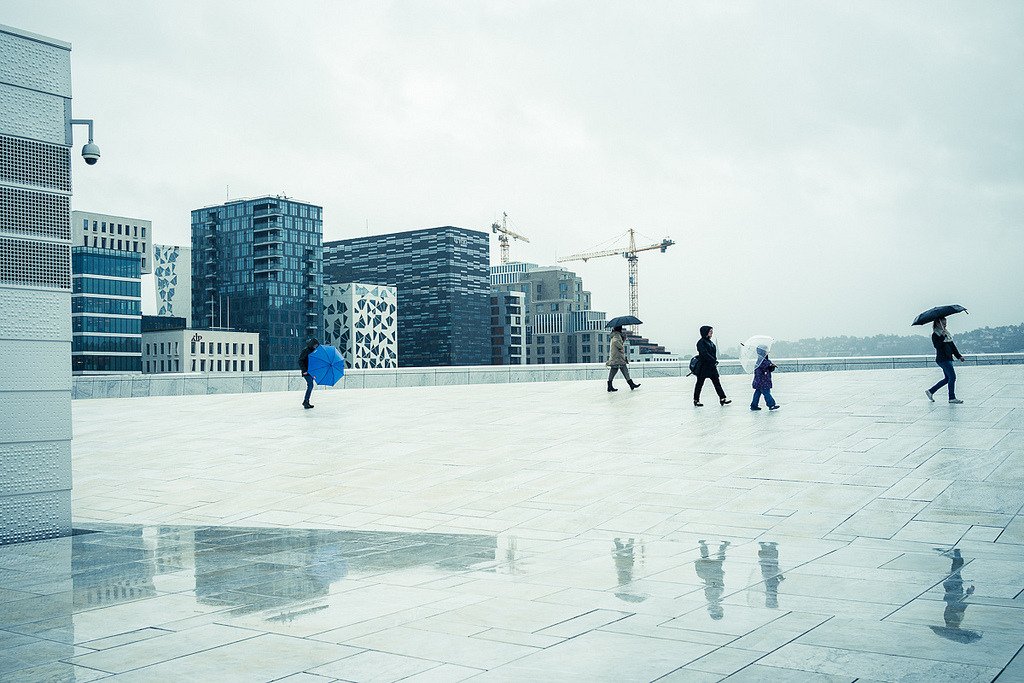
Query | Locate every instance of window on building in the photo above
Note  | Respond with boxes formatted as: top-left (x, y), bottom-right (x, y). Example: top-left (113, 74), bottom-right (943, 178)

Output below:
top-left (175, 342), bottom-right (179, 355)
top-left (232, 343), bottom-right (237, 355)
top-left (249, 343), bottom-right (253, 355)
top-left (217, 343), bottom-right (222, 354)
top-left (191, 359), bottom-right (196, 372)
top-left (160, 360), bottom-right (165, 372)
top-left (248, 361), bottom-right (253, 371)
top-left (536, 336), bottom-right (545, 344)
top-left (232, 360), bottom-right (238, 371)
top-left (101, 237), bottom-right (106, 248)
top-left (145, 343), bottom-right (150, 355)
top-left (101, 222), bottom-right (106, 232)
top-left (217, 360), bottom-right (222, 371)
top-left (200, 359), bottom-right (205, 371)
top-left (141, 227), bottom-right (146, 238)
top-left (159, 342), bottom-right (164, 355)
top-left (200, 341), bottom-right (205, 353)
top-left (145, 361), bottom-right (149, 373)
top-left (191, 341), bottom-right (196, 354)
top-left (174, 359), bottom-right (180, 372)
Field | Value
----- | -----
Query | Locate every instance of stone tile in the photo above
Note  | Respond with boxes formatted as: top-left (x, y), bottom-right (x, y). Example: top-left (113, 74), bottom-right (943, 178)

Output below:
top-left (346, 626), bottom-right (537, 669)
top-left (309, 649), bottom-right (439, 682)
top-left (68, 624), bottom-right (260, 674)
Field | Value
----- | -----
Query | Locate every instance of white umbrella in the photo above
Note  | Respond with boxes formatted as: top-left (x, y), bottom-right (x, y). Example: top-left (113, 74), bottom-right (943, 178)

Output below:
top-left (739, 335), bottom-right (775, 373)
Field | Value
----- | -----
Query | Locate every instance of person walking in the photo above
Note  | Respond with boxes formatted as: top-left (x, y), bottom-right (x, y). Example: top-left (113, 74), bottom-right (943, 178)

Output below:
top-left (750, 345), bottom-right (780, 411)
top-left (694, 325), bottom-right (730, 406)
top-left (299, 338), bottom-right (320, 409)
top-left (926, 317), bottom-right (965, 404)
top-left (606, 325), bottom-right (640, 392)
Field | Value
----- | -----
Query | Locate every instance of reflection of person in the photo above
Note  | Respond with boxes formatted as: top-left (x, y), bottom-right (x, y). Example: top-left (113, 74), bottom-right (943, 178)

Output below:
top-left (941, 549), bottom-right (974, 628)
top-left (926, 318), bottom-right (965, 404)
top-left (694, 326), bottom-right (730, 406)
top-left (758, 541), bottom-right (784, 608)
top-left (607, 326), bottom-right (640, 392)
top-left (695, 540), bottom-right (729, 619)
top-left (612, 538), bottom-right (647, 603)
top-left (750, 346), bottom-right (780, 411)
top-left (298, 338), bottom-right (320, 409)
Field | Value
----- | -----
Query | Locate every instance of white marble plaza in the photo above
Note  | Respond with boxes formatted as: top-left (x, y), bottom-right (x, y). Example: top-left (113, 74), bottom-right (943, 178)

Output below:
top-left (2, 366), bottom-right (1023, 681)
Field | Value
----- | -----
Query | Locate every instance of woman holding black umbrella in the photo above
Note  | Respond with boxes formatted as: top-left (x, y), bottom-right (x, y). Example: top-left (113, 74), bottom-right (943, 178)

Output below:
top-left (607, 325), bottom-right (640, 392)
top-left (694, 325), bottom-right (730, 407)
top-left (926, 317), bottom-right (965, 404)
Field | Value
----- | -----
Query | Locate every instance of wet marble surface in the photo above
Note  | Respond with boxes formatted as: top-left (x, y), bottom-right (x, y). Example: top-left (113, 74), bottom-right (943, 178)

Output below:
top-left (3, 366), bottom-right (1021, 680)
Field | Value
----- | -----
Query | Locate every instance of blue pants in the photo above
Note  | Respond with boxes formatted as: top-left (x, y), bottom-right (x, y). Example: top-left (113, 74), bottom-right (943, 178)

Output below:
top-left (751, 388), bottom-right (776, 408)
top-left (929, 360), bottom-right (956, 399)
top-left (303, 373), bottom-right (314, 404)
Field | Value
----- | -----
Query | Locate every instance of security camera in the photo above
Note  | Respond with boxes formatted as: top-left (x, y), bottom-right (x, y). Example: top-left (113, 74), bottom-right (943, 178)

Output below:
top-left (81, 141), bottom-right (101, 165)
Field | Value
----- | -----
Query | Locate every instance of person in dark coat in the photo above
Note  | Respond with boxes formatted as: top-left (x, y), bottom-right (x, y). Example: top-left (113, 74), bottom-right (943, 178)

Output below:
top-left (694, 325), bottom-right (730, 406)
top-left (750, 345), bottom-right (780, 411)
top-left (299, 338), bottom-right (320, 409)
top-left (926, 317), bottom-right (965, 404)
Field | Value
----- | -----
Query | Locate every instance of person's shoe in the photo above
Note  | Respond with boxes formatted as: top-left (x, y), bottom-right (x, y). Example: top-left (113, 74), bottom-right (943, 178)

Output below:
top-left (750, 406), bottom-right (762, 411)
top-left (694, 401), bottom-right (703, 407)
top-left (607, 382), bottom-right (618, 392)
top-left (303, 402), bottom-right (314, 409)
top-left (628, 381), bottom-right (641, 391)
top-left (720, 398), bottom-right (732, 406)
top-left (949, 398), bottom-right (964, 404)
top-left (769, 405), bottom-right (781, 411)
top-left (925, 389), bottom-right (935, 402)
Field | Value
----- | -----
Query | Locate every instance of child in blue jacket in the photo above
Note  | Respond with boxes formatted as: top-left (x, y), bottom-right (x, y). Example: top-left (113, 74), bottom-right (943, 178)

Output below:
top-left (751, 346), bottom-right (780, 411)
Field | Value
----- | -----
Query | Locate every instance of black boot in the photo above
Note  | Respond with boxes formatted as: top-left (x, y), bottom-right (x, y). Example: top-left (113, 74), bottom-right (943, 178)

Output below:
top-left (607, 381), bottom-right (618, 392)
top-left (303, 402), bottom-right (314, 409)
top-left (628, 381), bottom-right (641, 391)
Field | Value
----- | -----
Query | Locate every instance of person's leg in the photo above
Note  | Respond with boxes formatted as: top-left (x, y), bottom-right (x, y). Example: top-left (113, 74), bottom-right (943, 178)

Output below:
top-left (711, 376), bottom-right (727, 400)
top-left (944, 362), bottom-right (957, 400)
top-left (763, 388), bottom-right (777, 408)
top-left (928, 361), bottom-right (950, 396)
top-left (621, 366), bottom-right (632, 383)
top-left (751, 389), bottom-right (762, 409)
top-left (694, 376), bottom-right (706, 403)
top-left (303, 374), bottom-right (314, 406)
top-left (608, 367), bottom-right (619, 391)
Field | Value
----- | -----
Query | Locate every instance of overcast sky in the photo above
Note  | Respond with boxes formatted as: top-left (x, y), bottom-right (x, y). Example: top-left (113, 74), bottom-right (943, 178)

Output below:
top-left (6, 1), bottom-right (1023, 353)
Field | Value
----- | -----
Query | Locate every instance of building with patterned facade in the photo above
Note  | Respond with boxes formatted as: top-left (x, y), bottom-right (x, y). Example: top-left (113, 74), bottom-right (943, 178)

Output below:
top-left (323, 282), bottom-right (398, 369)
top-left (153, 244), bottom-right (192, 325)
top-left (324, 227), bottom-right (489, 367)
top-left (71, 247), bottom-right (142, 374)
top-left (71, 210), bottom-right (153, 274)
top-left (0, 24), bottom-right (75, 543)
top-left (191, 196), bottom-right (323, 371)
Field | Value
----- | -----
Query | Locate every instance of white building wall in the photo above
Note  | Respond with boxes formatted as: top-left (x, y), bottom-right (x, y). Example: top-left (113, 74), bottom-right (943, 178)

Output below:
top-left (142, 328), bottom-right (260, 374)
top-left (323, 283), bottom-right (398, 369)
top-left (153, 244), bottom-right (192, 325)
top-left (0, 24), bottom-right (74, 544)
top-left (72, 210), bottom-right (153, 274)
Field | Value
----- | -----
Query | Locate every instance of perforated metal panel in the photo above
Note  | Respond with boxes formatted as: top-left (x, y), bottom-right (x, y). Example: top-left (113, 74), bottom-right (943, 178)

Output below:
top-left (0, 82), bottom-right (67, 144)
top-left (0, 134), bottom-right (71, 192)
top-left (0, 236), bottom-right (70, 289)
top-left (0, 287), bottom-right (71, 340)
top-left (0, 491), bottom-right (71, 544)
top-left (0, 29), bottom-right (72, 97)
top-left (0, 441), bottom-right (70, 496)
top-left (0, 186), bottom-right (70, 240)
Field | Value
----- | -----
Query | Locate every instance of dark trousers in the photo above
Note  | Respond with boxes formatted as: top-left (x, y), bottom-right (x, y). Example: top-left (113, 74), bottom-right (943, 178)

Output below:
top-left (929, 360), bottom-right (956, 399)
top-left (694, 374), bottom-right (726, 402)
top-left (303, 373), bottom-right (314, 404)
top-left (608, 366), bottom-right (632, 383)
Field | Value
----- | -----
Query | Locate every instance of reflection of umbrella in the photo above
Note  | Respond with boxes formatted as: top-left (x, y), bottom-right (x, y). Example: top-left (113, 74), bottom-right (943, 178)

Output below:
top-left (606, 315), bottom-right (642, 328)
top-left (929, 625), bottom-right (982, 643)
top-left (913, 305), bottom-right (967, 326)
top-left (739, 335), bottom-right (775, 373)
top-left (307, 345), bottom-right (345, 386)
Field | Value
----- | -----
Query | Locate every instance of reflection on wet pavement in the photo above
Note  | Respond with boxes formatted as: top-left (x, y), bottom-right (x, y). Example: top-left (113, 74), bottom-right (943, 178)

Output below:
top-left (2, 523), bottom-right (1021, 681)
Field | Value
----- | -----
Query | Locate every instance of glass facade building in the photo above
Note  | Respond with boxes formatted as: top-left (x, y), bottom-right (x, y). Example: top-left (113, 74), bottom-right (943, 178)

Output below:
top-left (324, 227), bottom-right (490, 367)
top-left (190, 196), bottom-right (323, 371)
top-left (71, 247), bottom-right (142, 374)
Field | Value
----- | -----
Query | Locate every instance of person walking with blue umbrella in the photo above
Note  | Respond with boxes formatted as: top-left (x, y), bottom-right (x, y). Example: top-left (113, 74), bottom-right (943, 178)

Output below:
top-left (299, 338), bottom-right (319, 409)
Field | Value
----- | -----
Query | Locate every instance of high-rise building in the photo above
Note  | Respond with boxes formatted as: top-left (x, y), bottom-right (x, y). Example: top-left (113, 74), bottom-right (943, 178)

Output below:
top-left (490, 291), bottom-right (525, 365)
top-left (71, 211), bottom-right (153, 274)
top-left (153, 244), bottom-right (192, 325)
top-left (324, 227), bottom-right (489, 367)
top-left (490, 263), bottom-right (609, 364)
top-left (0, 24), bottom-right (74, 543)
top-left (190, 196), bottom-right (323, 371)
top-left (71, 247), bottom-right (142, 374)
top-left (323, 283), bottom-right (398, 369)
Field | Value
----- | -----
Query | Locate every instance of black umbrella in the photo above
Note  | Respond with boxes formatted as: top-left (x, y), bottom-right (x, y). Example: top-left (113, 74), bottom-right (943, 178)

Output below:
top-left (912, 305), bottom-right (967, 326)
top-left (606, 315), bottom-right (643, 328)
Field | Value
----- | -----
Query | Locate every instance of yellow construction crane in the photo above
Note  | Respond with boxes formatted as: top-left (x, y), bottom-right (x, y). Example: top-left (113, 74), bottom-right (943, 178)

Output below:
top-left (558, 228), bottom-right (674, 325)
top-left (491, 212), bottom-right (530, 264)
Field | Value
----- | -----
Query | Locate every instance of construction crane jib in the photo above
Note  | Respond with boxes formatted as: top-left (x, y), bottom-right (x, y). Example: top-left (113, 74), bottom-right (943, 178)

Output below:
top-left (557, 228), bottom-right (674, 325)
top-left (491, 212), bottom-right (530, 265)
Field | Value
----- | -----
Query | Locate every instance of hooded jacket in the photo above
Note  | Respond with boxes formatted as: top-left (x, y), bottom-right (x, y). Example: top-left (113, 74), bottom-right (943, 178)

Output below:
top-left (696, 326), bottom-right (719, 378)
top-left (752, 348), bottom-right (775, 390)
top-left (298, 341), bottom-right (318, 373)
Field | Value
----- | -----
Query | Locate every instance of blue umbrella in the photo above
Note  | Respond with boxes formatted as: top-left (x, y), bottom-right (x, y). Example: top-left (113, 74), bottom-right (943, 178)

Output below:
top-left (307, 345), bottom-right (345, 386)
